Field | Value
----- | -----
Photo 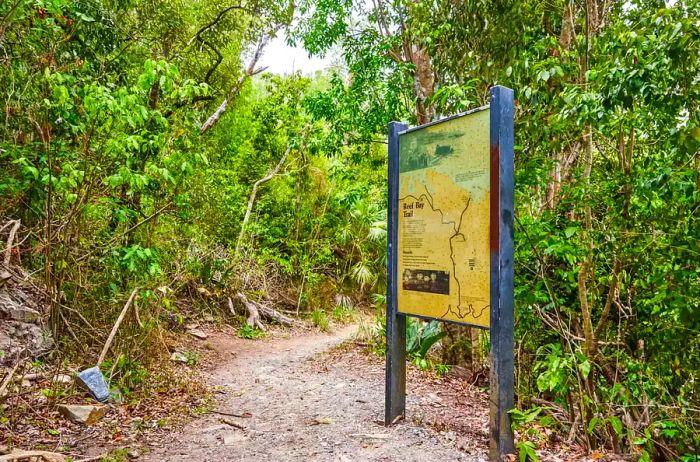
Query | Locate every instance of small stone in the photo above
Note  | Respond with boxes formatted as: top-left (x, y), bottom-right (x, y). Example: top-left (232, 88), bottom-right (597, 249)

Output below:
top-left (196, 287), bottom-right (212, 296)
top-left (188, 329), bottom-right (208, 340)
top-left (185, 323), bottom-right (199, 330)
top-left (203, 315), bottom-right (214, 322)
top-left (58, 404), bottom-right (107, 425)
top-left (54, 374), bottom-right (72, 384)
top-left (170, 352), bottom-right (188, 363)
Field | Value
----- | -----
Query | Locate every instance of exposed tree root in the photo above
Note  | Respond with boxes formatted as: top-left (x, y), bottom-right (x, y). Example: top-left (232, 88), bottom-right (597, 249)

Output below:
top-left (234, 292), bottom-right (298, 331)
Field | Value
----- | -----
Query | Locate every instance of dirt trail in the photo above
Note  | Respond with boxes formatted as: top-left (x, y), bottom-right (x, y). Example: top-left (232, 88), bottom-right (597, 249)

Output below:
top-left (143, 325), bottom-right (487, 462)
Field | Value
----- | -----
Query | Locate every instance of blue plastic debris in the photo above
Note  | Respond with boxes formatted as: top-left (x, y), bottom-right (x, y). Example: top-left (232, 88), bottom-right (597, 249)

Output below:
top-left (76, 366), bottom-right (111, 403)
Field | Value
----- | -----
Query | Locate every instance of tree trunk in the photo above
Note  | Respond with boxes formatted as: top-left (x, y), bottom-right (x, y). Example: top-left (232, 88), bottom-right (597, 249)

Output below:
top-left (411, 45), bottom-right (435, 124)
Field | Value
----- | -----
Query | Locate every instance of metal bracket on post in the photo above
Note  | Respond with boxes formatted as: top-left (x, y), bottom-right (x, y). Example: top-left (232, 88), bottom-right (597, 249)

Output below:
top-left (385, 121), bottom-right (408, 425)
top-left (489, 85), bottom-right (516, 460)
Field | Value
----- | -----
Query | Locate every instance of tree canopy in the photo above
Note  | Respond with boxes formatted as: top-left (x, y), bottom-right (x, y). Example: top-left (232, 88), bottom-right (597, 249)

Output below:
top-left (1, 0), bottom-right (698, 459)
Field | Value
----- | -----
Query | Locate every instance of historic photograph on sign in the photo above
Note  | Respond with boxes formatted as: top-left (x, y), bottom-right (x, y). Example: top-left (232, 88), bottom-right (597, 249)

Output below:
top-left (397, 108), bottom-right (491, 327)
top-left (402, 269), bottom-right (450, 295)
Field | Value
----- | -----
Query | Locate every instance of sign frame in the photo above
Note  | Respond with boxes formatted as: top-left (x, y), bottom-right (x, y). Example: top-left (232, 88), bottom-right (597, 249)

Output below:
top-left (396, 103), bottom-right (492, 329)
top-left (385, 85), bottom-right (515, 461)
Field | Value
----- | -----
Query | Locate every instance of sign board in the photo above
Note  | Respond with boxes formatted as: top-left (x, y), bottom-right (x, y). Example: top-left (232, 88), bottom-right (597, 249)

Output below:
top-left (385, 86), bottom-right (515, 461)
top-left (397, 107), bottom-right (491, 327)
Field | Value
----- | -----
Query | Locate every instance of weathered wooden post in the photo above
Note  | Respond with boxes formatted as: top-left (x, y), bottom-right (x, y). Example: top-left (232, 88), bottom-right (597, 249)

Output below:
top-left (385, 121), bottom-right (408, 425)
top-left (488, 85), bottom-right (516, 460)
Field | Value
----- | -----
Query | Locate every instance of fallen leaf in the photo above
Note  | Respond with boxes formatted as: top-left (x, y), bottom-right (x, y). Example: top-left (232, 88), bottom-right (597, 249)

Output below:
top-left (308, 416), bottom-right (334, 425)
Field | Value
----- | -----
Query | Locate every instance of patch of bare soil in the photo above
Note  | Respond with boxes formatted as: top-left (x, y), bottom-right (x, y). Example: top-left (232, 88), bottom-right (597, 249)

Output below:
top-left (125, 324), bottom-right (489, 462)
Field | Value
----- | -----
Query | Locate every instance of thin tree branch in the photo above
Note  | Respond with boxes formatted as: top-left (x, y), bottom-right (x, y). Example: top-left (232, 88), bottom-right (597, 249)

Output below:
top-left (3, 219), bottom-right (20, 266)
top-left (200, 34), bottom-right (271, 134)
top-left (188, 4), bottom-right (253, 84)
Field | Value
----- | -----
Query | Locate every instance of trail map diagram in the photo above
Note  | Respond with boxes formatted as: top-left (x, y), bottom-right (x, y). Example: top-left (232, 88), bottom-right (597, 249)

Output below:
top-left (397, 109), bottom-right (491, 327)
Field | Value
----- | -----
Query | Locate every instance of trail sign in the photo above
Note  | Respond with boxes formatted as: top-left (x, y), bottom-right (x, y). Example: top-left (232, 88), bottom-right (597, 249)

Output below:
top-left (385, 86), bottom-right (515, 461)
top-left (397, 105), bottom-right (491, 327)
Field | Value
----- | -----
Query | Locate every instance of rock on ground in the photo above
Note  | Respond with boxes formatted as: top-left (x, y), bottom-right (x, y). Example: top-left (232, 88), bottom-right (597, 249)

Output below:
top-left (58, 404), bottom-right (107, 425)
top-left (0, 264), bottom-right (52, 366)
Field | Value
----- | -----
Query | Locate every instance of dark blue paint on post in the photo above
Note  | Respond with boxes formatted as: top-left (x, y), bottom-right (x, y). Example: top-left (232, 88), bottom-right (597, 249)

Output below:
top-left (385, 121), bottom-right (408, 425)
top-left (489, 85), bottom-right (516, 460)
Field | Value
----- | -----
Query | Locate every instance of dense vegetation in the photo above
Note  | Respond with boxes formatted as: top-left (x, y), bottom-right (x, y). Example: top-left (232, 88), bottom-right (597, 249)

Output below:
top-left (1, 0), bottom-right (698, 460)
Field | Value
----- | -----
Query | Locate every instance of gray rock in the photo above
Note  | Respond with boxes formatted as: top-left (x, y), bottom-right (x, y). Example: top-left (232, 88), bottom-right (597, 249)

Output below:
top-left (0, 321), bottom-right (53, 366)
top-left (0, 269), bottom-right (52, 366)
top-left (188, 329), bottom-right (208, 340)
top-left (6, 306), bottom-right (40, 322)
top-left (170, 351), bottom-right (188, 363)
top-left (0, 276), bottom-right (44, 320)
top-left (58, 404), bottom-right (107, 425)
top-left (0, 271), bottom-right (11, 284)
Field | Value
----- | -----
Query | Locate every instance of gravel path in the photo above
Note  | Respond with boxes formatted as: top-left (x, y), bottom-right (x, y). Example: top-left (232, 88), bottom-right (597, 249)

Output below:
top-left (143, 325), bottom-right (487, 462)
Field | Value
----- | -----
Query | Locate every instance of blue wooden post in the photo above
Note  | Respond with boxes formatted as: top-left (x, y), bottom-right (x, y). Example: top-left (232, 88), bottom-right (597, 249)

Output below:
top-left (489, 85), bottom-right (516, 460)
top-left (385, 121), bottom-right (408, 425)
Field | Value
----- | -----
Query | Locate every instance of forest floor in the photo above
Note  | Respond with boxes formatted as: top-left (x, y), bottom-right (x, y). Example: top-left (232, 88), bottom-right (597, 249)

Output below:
top-left (3, 320), bottom-right (606, 461)
top-left (75, 322), bottom-right (494, 462)
top-left (140, 323), bottom-right (488, 462)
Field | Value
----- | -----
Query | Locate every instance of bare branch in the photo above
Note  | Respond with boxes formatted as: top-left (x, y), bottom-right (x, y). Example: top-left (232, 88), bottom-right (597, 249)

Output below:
top-left (97, 287), bottom-right (140, 366)
top-left (200, 33), bottom-right (273, 134)
top-left (3, 219), bottom-right (20, 266)
top-left (235, 140), bottom-right (295, 254)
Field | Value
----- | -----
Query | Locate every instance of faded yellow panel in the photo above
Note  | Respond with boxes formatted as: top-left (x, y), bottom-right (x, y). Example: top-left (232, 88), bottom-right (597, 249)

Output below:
top-left (397, 108), bottom-right (490, 327)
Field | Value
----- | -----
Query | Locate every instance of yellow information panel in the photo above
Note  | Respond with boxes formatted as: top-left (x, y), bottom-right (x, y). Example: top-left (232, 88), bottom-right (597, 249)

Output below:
top-left (397, 108), bottom-right (490, 327)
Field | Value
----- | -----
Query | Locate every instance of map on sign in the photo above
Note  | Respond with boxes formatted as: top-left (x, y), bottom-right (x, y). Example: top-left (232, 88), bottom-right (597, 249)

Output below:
top-left (397, 108), bottom-right (490, 327)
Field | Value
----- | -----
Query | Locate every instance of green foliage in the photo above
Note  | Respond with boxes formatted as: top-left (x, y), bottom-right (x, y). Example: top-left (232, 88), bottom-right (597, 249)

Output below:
top-left (406, 318), bottom-right (446, 361)
top-left (310, 309), bottom-right (330, 332)
top-left (510, 407), bottom-right (557, 462)
top-left (238, 324), bottom-right (264, 339)
top-left (332, 295), bottom-right (355, 322)
top-left (434, 363), bottom-right (451, 377)
top-left (516, 441), bottom-right (539, 462)
top-left (99, 448), bottom-right (131, 462)
top-left (102, 355), bottom-right (148, 395)
top-left (369, 315), bottom-right (447, 371)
